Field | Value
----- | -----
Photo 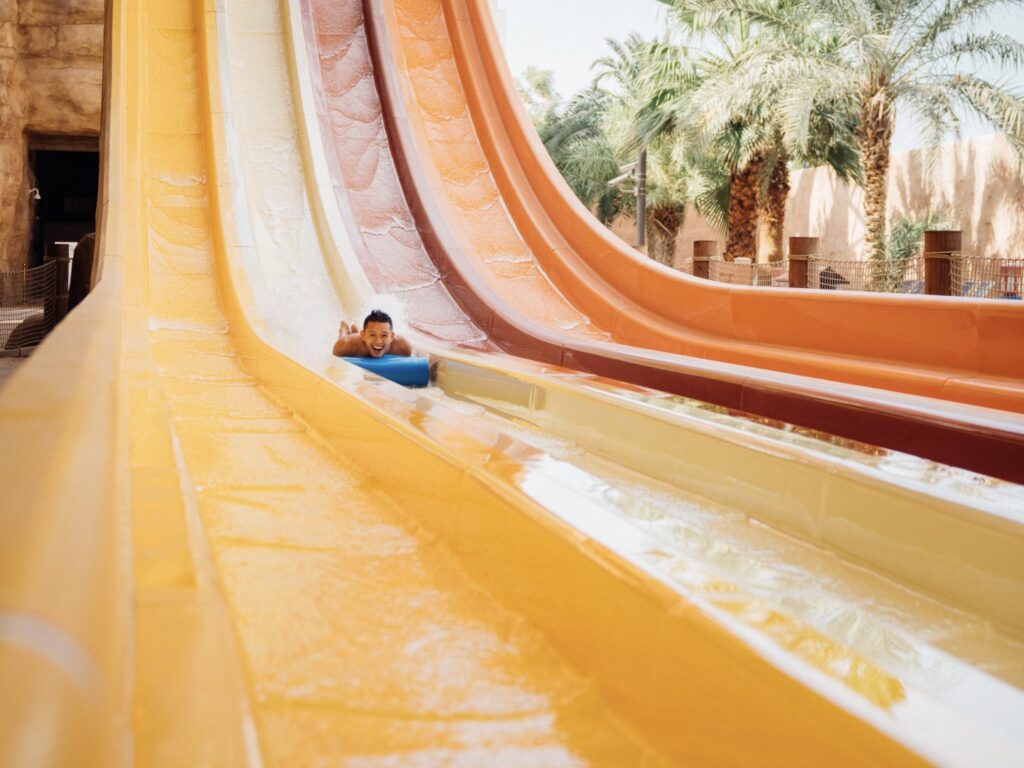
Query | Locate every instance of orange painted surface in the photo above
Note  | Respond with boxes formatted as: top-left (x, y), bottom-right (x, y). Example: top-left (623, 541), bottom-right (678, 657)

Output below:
top-left (375, 0), bottom-right (1024, 413)
top-left (300, 0), bottom-right (491, 346)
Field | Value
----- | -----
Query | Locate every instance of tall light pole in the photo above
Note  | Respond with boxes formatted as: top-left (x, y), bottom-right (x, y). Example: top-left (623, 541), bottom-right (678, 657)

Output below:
top-left (606, 148), bottom-right (648, 251)
top-left (635, 148), bottom-right (647, 249)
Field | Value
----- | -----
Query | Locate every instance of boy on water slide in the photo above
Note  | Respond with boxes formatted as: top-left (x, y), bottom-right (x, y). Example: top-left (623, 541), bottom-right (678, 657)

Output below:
top-left (333, 309), bottom-right (413, 358)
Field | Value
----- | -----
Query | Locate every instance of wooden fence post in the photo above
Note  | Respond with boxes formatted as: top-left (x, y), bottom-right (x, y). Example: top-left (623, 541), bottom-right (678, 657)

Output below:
top-left (788, 237), bottom-right (818, 289)
top-left (692, 240), bottom-right (716, 279)
top-left (923, 230), bottom-right (961, 296)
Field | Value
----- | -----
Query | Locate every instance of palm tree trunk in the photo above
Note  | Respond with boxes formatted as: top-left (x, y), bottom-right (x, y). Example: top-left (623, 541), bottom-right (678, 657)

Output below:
top-left (725, 153), bottom-right (763, 262)
top-left (647, 205), bottom-right (683, 267)
top-left (763, 151), bottom-right (789, 262)
top-left (857, 92), bottom-right (894, 261)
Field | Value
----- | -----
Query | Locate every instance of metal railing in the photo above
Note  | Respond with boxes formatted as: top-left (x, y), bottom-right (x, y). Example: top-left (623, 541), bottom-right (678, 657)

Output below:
top-left (808, 256), bottom-right (925, 294)
top-left (708, 258), bottom-right (790, 288)
top-left (0, 262), bottom-right (57, 352)
top-left (686, 232), bottom-right (1023, 300)
top-left (951, 254), bottom-right (1024, 300)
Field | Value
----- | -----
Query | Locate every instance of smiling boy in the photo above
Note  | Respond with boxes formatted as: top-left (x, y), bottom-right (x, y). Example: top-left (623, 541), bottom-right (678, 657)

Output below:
top-left (332, 309), bottom-right (413, 358)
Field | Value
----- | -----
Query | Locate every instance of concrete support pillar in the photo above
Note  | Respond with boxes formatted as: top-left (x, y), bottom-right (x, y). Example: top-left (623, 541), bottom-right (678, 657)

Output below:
top-left (692, 240), bottom-right (716, 280)
top-left (787, 237), bottom-right (818, 289)
top-left (924, 230), bottom-right (961, 297)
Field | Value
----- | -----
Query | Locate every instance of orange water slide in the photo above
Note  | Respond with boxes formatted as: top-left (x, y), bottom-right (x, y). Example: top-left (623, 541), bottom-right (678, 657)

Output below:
top-left (353, 0), bottom-right (1024, 480)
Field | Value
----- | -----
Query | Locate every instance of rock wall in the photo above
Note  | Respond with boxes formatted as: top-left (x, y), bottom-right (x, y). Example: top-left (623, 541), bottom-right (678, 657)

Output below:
top-left (0, 1), bottom-right (30, 272)
top-left (0, 0), bottom-right (103, 271)
top-left (17, 0), bottom-right (103, 137)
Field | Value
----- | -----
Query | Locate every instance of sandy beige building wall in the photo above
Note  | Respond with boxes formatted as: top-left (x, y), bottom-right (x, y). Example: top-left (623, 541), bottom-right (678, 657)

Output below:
top-left (612, 133), bottom-right (1024, 267)
top-left (780, 133), bottom-right (1024, 260)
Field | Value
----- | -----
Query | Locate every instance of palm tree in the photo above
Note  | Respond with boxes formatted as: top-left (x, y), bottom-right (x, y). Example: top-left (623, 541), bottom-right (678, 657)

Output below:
top-left (592, 35), bottom-right (692, 265)
top-left (528, 36), bottom-right (696, 266)
top-left (672, 0), bottom-right (1024, 260)
top-left (631, 20), bottom-right (769, 262)
top-left (649, 1), bottom-right (862, 262)
top-left (542, 84), bottom-right (690, 266)
top-left (515, 66), bottom-right (562, 132)
top-left (539, 86), bottom-right (632, 226)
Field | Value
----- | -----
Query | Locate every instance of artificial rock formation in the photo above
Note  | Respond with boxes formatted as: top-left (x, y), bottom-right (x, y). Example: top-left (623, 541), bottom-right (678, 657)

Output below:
top-left (0, 0), bottom-right (102, 270)
top-left (0, 1), bottom-right (30, 271)
top-left (18, 0), bottom-right (103, 137)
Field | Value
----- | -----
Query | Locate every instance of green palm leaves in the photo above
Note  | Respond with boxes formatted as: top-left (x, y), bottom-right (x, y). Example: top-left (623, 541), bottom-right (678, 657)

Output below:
top-left (522, 0), bottom-right (1023, 265)
top-left (662, 0), bottom-right (1024, 259)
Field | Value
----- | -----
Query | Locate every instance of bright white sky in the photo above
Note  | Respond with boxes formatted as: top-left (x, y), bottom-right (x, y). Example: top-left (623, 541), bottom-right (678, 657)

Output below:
top-left (492, 0), bottom-right (1024, 151)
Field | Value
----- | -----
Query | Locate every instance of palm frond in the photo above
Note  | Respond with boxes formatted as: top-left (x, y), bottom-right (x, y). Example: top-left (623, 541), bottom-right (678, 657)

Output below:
top-left (947, 73), bottom-right (1024, 149)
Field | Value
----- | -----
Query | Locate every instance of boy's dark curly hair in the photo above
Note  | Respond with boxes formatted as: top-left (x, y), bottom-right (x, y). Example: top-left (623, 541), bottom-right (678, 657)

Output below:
top-left (362, 309), bottom-right (393, 329)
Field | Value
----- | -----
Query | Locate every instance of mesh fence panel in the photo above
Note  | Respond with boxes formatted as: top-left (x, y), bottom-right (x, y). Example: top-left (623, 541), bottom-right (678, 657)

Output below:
top-left (708, 258), bottom-right (790, 287)
top-left (668, 248), bottom-right (1024, 299)
top-left (1, 263), bottom-right (56, 351)
top-left (757, 261), bottom-right (790, 288)
top-left (951, 254), bottom-right (1024, 300)
top-left (808, 256), bottom-right (925, 294)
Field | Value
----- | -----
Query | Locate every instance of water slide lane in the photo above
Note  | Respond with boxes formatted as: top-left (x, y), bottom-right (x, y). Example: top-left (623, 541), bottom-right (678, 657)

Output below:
top-left (212, 1), bottom-right (951, 763)
top-left (291, 0), bottom-right (490, 346)
top-left (1, 0), bottom-right (1023, 764)
top-left (128, 0), bottom-right (681, 764)
top-left (290, 1), bottom-right (1024, 764)
top-left (295, 0), bottom-right (1024, 635)
top-left (108, 0), bottom-right (923, 763)
top-left (161, 4), bottom-right (1023, 764)
top-left (361, 0), bottom-right (1024, 482)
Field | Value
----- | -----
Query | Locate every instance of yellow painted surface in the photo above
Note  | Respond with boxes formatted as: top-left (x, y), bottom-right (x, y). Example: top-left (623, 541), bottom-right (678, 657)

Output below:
top-left (0, 0), bottom-right (1023, 765)
top-left (129, 0), bottom-right (666, 763)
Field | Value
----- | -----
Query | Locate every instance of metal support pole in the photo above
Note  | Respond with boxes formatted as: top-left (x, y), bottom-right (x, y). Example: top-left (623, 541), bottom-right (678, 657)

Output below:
top-left (635, 148), bottom-right (646, 249)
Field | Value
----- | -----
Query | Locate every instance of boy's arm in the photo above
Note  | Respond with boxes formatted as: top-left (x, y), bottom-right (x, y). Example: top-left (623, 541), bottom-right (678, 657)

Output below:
top-left (332, 333), bottom-right (367, 356)
top-left (333, 321), bottom-right (367, 356)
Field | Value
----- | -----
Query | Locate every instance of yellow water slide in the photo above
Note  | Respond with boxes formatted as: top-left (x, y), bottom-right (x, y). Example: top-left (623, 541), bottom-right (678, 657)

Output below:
top-left (2, 0), bottom-right (1024, 765)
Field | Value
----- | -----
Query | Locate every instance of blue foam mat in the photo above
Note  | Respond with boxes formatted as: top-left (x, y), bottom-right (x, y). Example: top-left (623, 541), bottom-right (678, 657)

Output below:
top-left (342, 355), bottom-right (430, 387)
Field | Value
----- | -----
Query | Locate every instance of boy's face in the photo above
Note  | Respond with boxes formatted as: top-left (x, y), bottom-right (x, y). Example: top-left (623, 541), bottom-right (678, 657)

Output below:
top-left (361, 321), bottom-right (394, 357)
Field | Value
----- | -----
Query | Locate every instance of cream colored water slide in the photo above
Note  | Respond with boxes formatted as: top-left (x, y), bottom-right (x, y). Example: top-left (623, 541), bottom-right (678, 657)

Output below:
top-left (2, 0), bottom-right (1024, 765)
